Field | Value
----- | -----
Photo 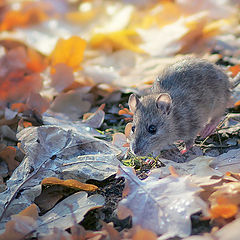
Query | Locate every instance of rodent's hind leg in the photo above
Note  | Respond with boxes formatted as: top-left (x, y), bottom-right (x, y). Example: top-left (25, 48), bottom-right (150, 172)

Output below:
top-left (199, 117), bottom-right (222, 139)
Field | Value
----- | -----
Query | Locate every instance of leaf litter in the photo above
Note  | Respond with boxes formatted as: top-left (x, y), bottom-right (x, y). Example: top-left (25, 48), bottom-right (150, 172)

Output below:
top-left (0, 0), bottom-right (240, 239)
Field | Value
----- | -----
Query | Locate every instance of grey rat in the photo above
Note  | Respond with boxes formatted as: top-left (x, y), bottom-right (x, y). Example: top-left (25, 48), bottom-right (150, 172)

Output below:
top-left (128, 57), bottom-right (237, 156)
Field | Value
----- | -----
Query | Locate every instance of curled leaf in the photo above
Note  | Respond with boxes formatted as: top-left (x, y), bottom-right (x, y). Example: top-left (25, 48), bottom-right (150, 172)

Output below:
top-left (42, 177), bottom-right (98, 192)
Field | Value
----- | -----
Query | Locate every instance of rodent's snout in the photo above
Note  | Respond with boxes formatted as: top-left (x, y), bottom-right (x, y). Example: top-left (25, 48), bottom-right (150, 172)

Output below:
top-left (130, 142), bottom-right (145, 156)
top-left (130, 142), bottom-right (138, 155)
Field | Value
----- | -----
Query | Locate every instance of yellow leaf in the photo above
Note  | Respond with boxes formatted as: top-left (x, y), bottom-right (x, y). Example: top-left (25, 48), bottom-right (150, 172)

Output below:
top-left (66, 10), bottom-right (97, 23)
top-left (42, 177), bottom-right (98, 191)
top-left (203, 19), bottom-right (232, 38)
top-left (50, 36), bottom-right (86, 71)
top-left (90, 29), bottom-right (144, 53)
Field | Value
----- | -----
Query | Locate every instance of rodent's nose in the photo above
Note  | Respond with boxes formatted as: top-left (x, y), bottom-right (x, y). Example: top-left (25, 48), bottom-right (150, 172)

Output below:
top-left (132, 146), bottom-right (142, 156)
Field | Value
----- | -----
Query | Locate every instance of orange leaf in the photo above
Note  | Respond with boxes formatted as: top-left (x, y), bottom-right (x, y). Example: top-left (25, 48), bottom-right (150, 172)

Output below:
top-left (119, 108), bottom-right (133, 116)
top-left (234, 100), bottom-right (240, 108)
top-left (26, 48), bottom-right (47, 73)
top-left (50, 36), bottom-right (86, 71)
top-left (229, 65), bottom-right (240, 77)
top-left (210, 203), bottom-right (238, 219)
top-left (42, 177), bottom-right (98, 191)
top-left (23, 121), bottom-right (32, 128)
top-left (0, 2), bottom-right (49, 31)
top-left (0, 69), bottom-right (43, 103)
top-left (132, 227), bottom-right (157, 240)
top-left (11, 103), bottom-right (28, 113)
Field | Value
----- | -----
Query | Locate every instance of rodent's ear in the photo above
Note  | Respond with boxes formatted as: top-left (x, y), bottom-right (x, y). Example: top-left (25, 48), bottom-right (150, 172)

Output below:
top-left (156, 93), bottom-right (172, 114)
top-left (128, 94), bottom-right (139, 113)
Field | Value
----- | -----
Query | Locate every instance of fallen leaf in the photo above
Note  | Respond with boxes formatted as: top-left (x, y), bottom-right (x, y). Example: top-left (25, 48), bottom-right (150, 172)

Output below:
top-left (214, 217), bottom-right (240, 240)
top-left (26, 92), bottom-right (49, 114)
top-left (0, 146), bottom-right (19, 175)
top-left (0, 2), bottom-right (49, 31)
top-left (210, 149), bottom-right (240, 174)
top-left (209, 201), bottom-right (238, 219)
top-left (101, 221), bottom-right (121, 240)
top-left (0, 117), bottom-right (120, 230)
top-left (42, 177), bottom-right (98, 191)
top-left (19, 203), bottom-right (38, 219)
top-left (82, 104), bottom-right (105, 128)
top-left (26, 48), bottom-right (48, 73)
top-left (137, 12), bottom-right (209, 56)
top-left (37, 191), bottom-right (105, 236)
top-left (118, 107), bottom-right (133, 116)
top-left (34, 186), bottom-right (64, 212)
top-left (112, 132), bottom-right (128, 154)
top-left (209, 182), bottom-right (240, 206)
top-left (50, 89), bottom-right (92, 119)
top-left (11, 103), bottom-right (28, 113)
top-left (0, 204), bottom-right (38, 240)
top-left (90, 29), bottom-right (144, 53)
top-left (50, 63), bottom-right (75, 92)
top-left (117, 165), bottom-right (207, 238)
top-left (50, 36), bottom-right (86, 71)
top-left (229, 65), bottom-right (240, 77)
top-left (132, 226), bottom-right (157, 240)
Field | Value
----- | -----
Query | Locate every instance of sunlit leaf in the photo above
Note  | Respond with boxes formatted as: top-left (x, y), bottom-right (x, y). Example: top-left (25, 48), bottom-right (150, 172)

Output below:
top-left (90, 30), bottom-right (144, 53)
top-left (0, 2), bottom-right (49, 31)
top-left (50, 36), bottom-right (86, 71)
top-left (42, 177), bottom-right (98, 191)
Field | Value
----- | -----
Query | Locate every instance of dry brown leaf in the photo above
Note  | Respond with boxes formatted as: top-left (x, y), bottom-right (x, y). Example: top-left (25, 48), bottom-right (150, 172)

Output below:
top-left (34, 186), bottom-right (64, 212)
top-left (50, 89), bottom-right (92, 119)
top-left (41, 177), bottom-right (98, 192)
top-left (0, 204), bottom-right (38, 240)
top-left (101, 221), bottom-right (121, 240)
top-left (40, 228), bottom-right (71, 240)
top-left (82, 104), bottom-right (105, 128)
top-left (112, 132), bottom-right (128, 154)
top-left (26, 92), bottom-right (49, 114)
top-left (0, 146), bottom-right (19, 175)
top-left (18, 203), bottom-right (38, 220)
top-left (50, 63), bottom-right (75, 92)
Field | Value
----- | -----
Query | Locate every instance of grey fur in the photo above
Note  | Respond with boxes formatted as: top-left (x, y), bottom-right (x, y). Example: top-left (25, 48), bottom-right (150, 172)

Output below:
top-left (129, 57), bottom-right (231, 156)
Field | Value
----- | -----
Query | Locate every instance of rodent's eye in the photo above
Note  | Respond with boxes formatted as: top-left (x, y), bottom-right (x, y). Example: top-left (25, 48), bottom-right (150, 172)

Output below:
top-left (148, 125), bottom-right (157, 134)
top-left (131, 125), bottom-right (135, 133)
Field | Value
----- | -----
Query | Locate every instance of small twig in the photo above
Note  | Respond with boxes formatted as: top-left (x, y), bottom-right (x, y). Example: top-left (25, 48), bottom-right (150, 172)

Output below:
top-left (216, 129), bottom-right (223, 153)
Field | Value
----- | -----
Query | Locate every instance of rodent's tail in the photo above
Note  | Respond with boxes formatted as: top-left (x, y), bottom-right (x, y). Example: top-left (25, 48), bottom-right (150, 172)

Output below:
top-left (231, 72), bottom-right (240, 89)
